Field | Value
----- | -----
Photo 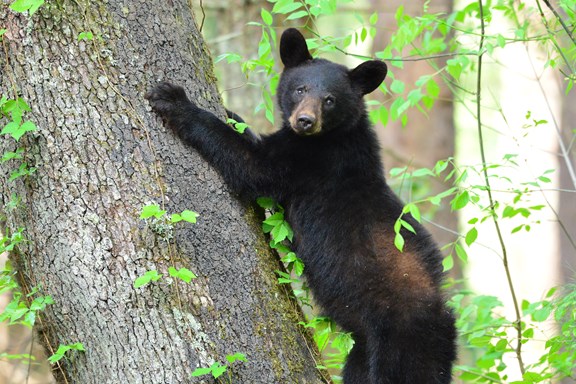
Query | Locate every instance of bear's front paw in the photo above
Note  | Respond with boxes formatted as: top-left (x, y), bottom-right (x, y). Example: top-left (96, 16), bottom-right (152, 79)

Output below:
top-left (145, 82), bottom-right (193, 118)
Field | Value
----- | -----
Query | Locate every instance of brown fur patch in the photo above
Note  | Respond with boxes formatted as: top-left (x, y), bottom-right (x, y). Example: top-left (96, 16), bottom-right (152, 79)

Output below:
top-left (372, 229), bottom-right (434, 297)
top-left (289, 95), bottom-right (323, 135)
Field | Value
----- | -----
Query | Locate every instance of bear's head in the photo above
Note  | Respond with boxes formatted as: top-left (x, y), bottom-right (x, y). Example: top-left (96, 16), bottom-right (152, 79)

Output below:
top-left (277, 28), bottom-right (387, 136)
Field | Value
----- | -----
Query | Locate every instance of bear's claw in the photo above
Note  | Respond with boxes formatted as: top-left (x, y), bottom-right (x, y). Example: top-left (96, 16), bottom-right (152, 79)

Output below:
top-left (145, 82), bottom-right (190, 116)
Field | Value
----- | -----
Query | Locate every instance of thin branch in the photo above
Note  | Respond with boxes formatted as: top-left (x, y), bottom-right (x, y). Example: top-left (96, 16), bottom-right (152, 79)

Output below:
top-left (543, 0), bottom-right (576, 44)
top-left (199, 0), bottom-right (206, 33)
top-left (534, 0), bottom-right (576, 76)
top-left (476, 0), bottom-right (526, 375)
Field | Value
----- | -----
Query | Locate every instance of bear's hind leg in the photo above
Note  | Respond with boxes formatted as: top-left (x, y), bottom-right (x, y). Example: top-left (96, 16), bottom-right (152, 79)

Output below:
top-left (342, 336), bottom-right (370, 384)
top-left (366, 307), bottom-right (456, 384)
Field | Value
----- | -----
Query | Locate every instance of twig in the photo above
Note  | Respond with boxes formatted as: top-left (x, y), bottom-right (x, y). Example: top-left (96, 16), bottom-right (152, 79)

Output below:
top-left (475, 0), bottom-right (526, 376)
top-left (543, 0), bottom-right (576, 44)
top-left (199, 0), bottom-right (206, 33)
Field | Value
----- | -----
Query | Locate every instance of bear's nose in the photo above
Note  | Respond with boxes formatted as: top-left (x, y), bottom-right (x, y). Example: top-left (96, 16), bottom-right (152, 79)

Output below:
top-left (297, 114), bottom-right (316, 131)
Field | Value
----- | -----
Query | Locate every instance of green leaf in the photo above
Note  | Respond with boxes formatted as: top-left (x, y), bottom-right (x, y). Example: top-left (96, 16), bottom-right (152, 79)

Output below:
top-left (293, 259), bottom-right (304, 276)
top-left (225, 352), bottom-right (247, 364)
top-left (523, 328), bottom-right (534, 338)
top-left (465, 227), bottom-right (478, 246)
top-left (411, 168), bottom-right (435, 178)
top-left (191, 367), bottom-right (212, 377)
top-left (442, 255), bottom-right (454, 271)
top-left (133, 275), bottom-right (151, 289)
top-left (537, 176), bottom-right (551, 183)
top-left (263, 212), bottom-right (284, 226)
top-left (451, 190), bottom-right (469, 211)
top-left (77, 31), bottom-right (94, 41)
top-left (47, 342), bottom-right (84, 364)
top-left (10, 0), bottom-right (45, 15)
top-left (523, 372), bottom-right (543, 381)
top-left (261, 8), bottom-right (273, 25)
top-left (168, 267), bottom-right (196, 283)
top-left (211, 362), bottom-right (227, 378)
top-left (400, 219), bottom-right (416, 234)
top-left (14, 120), bottom-right (36, 141)
top-left (390, 79), bottom-right (405, 94)
top-left (1, 148), bottom-right (24, 163)
top-left (180, 210), bottom-right (198, 223)
top-left (454, 243), bottom-right (468, 263)
top-left (495, 338), bottom-right (508, 351)
top-left (140, 204), bottom-right (166, 219)
top-left (403, 203), bottom-right (421, 223)
top-left (286, 10), bottom-right (308, 20)
top-left (256, 197), bottom-right (275, 209)
top-left (134, 270), bottom-right (162, 288)
top-left (496, 34), bottom-right (506, 48)
top-left (394, 232), bottom-right (404, 251)
top-left (272, 1), bottom-right (302, 15)
top-left (271, 222), bottom-right (289, 242)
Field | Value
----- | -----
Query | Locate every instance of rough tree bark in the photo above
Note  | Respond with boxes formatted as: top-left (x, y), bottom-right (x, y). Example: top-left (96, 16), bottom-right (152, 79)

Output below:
top-left (0, 1), bottom-right (326, 383)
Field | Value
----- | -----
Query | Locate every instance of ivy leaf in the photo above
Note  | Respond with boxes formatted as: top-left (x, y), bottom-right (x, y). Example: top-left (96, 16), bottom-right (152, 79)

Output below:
top-left (293, 259), bottom-right (304, 276)
top-left (271, 222), bottom-right (289, 242)
top-left (10, 0), bottom-right (45, 15)
top-left (140, 204), bottom-right (166, 219)
top-left (256, 197), bottom-right (275, 209)
top-left (180, 210), bottom-right (199, 223)
top-left (134, 270), bottom-right (162, 288)
top-left (211, 362), bottom-right (227, 378)
top-left (263, 212), bottom-right (284, 226)
top-left (77, 31), bottom-right (94, 41)
top-left (191, 367), bottom-right (212, 377)
top-left (168, 267), bottom-right (196, 283)
top-left (225, 352), bottom-right (247, 364)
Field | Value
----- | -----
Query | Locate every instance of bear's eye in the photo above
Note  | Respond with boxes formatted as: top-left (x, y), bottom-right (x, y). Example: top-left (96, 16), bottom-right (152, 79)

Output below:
top-left (325, 96), bottom-right (335, 106)
top-left (296, 87), bottom-right (306, 95)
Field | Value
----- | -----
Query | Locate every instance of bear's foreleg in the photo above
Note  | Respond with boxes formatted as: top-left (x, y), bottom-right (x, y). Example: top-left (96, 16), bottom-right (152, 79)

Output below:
top-left (146, 82), bottom-right (272, 199)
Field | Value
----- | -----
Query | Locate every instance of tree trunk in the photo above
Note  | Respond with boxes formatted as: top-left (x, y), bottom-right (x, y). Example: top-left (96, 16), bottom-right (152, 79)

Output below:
top-left (0, 1), bottom-right (325, 383)
top-left (558, 84), bottom-right (576, 284)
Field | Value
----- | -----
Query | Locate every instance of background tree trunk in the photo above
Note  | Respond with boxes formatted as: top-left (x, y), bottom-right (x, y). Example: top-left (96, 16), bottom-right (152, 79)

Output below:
top-left (195, 0), bottom-right (274, 133)
top-left (369, 0), bottom-right (458, 254)
top-left (558, 84), bottom-right (576, 284)
top-left (0, 1), bottom-right (325, 383)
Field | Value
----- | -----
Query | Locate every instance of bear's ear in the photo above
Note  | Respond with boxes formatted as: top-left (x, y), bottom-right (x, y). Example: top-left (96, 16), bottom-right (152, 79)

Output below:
top-left (349, 60), bottom-right (388, 95)
top-left (280, 28), bottom-right (313, 68)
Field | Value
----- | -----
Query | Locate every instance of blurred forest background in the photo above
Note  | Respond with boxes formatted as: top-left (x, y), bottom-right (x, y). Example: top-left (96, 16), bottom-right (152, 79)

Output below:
top-left (1, 0), bottom-right (575, 383)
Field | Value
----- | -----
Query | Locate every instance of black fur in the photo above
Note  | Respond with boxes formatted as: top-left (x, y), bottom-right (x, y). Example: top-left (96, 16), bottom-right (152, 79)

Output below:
top-left (146, 28), bottom-right (457, 384)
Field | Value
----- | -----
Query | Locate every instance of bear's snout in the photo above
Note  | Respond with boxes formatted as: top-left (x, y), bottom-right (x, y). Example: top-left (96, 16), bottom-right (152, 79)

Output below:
top-left (289, 97), bottom-right (323, 135)
top-left (296, 114), bottom-right (316, 132)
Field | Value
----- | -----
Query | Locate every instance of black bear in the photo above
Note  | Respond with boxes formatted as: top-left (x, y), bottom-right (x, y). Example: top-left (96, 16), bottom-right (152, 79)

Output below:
top-left (146, 28), bottom-right (457, 384)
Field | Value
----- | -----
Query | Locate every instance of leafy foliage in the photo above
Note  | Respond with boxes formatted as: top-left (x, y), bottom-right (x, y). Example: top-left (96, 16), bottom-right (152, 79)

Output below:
top-left (191, 352), bottom-right (247, 381)
top-left (47, 343), bottom-right (85, 364)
